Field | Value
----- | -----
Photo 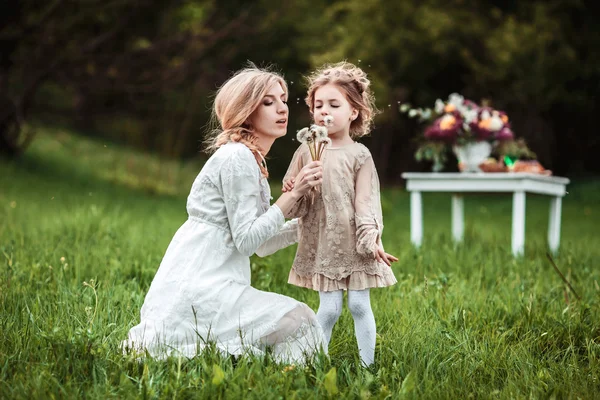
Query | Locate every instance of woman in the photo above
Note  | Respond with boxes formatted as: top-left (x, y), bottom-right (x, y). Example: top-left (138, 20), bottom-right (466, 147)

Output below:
top-left (122, 66), bottom-right (326, 363)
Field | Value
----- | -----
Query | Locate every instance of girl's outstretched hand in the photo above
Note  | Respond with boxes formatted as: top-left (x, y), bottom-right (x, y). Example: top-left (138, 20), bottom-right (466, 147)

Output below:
top-left (375, 245), bottom-right (398, 266)
top-left (282, 178), bottom-right (295, 193)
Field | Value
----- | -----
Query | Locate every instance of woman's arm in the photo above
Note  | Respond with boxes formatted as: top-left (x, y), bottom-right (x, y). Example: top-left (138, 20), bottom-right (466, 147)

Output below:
top-left (222, 149), bottom-right (286, 257)
top-left (222, 147), bottom-right (322, 257)
top-left (279, 145), bottom-right (312, 218)
top-left (255, 219), bottom-right (299, 257)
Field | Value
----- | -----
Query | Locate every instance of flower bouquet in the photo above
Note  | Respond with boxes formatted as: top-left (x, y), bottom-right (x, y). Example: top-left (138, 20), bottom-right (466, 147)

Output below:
top-left (401, 93), bottom-right (532, 172)
top-left (295, 117), bottom-right (333, 202)
top-left (296, 116), bottom-right (333, 161)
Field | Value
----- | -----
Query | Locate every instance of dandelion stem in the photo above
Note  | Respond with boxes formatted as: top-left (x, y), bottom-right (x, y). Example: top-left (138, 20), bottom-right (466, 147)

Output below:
top-left (546, 252), bottom-right (581, 301)
top-left (307, 139), bottom-right (316, 161)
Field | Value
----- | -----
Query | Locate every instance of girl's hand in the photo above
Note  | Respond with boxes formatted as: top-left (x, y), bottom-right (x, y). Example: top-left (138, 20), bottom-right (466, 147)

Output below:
top-left (282, 178), bottom-right (295, 193)
top-left (290, 161), bottom-right (323, 197)
top-left (375, 245), bottom-right (398, 267)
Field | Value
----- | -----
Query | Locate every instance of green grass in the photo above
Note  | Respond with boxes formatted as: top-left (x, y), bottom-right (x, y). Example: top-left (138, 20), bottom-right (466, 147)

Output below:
top-left (1, 126), bottom-right (599, 399)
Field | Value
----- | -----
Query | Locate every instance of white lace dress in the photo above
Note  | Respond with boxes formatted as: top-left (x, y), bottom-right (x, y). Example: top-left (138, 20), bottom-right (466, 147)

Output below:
top-left (122, 142), bottom-right (327, 363)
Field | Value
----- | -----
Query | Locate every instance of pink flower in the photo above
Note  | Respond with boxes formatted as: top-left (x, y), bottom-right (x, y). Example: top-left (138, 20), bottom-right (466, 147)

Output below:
top-left (470, 107), bottom-right (507, 140)
top-left (424, 114), bottom-right (462, 142)
top-left (496, 127), bottom-right (514, 141)
top-left (463, 99), bottom-right (479, 109)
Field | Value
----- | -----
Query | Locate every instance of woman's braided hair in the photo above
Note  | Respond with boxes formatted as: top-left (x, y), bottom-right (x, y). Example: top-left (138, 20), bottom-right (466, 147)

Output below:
top-left (205, 65), bottom-right (287, 177)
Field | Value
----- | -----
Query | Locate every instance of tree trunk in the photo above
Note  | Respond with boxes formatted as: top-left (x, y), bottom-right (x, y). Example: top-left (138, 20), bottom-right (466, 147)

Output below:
top-left (0, 94), bottom-right (21, 157)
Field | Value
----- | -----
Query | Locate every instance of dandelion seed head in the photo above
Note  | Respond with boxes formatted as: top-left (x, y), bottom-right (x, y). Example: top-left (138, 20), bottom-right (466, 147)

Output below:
top-left (296, 128), bottom-right (309, 143)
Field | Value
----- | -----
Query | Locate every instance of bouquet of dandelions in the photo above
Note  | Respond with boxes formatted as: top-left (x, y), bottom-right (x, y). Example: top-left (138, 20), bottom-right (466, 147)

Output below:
top-left (294, 116), bottom-right (333, 200)
top-left (296, 116), bottom-right (333, 161)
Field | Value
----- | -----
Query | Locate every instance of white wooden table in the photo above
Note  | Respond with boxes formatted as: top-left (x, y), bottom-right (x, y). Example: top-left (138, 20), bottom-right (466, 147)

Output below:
top-left (401, 173), bottom-right (570, 256)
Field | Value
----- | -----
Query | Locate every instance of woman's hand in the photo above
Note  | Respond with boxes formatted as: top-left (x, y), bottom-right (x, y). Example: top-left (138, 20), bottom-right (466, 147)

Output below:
top-left (275, 161), bottom-right (322, 216)
top-left (375, 244), bottom-right (398, 267)
top-left (289, 161), bottom-right (323, 198)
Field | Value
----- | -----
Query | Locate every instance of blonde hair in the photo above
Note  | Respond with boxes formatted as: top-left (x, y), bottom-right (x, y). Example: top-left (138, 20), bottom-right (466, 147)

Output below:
top-left (206, 65), bottom-right (288, 177)
top-left (305, 61), bottom-right (378, 138)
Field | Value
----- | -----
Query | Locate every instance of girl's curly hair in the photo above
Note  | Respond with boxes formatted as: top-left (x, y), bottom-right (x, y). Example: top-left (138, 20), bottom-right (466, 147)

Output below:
top-left (305, 61), bottom-right (379, 138)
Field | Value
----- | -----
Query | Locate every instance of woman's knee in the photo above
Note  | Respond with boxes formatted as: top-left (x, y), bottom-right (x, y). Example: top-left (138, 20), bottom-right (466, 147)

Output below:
top-left (294, 304), bottom-right (319, 324)
top-left (262, 305), bottom-right (316, 346)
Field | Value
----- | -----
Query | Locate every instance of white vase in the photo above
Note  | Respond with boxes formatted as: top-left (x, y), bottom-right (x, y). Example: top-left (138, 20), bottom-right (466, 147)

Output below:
top-left (453, 141), bottom-right (492, 172)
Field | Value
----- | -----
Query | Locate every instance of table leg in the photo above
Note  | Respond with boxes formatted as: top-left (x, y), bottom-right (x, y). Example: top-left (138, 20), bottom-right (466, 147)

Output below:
top-left (548, 196), bottom-right (563, 255)
top-left (511, 191), bottom-right (526, 257)
top-left (410, 191), bottom-right (423, 248)
top-left (452, 194), bottom-right (464, 243)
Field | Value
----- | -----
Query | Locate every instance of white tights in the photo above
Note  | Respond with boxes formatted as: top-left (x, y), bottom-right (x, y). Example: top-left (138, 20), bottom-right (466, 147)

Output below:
top-left (316, 289), bottom-right (376, 366)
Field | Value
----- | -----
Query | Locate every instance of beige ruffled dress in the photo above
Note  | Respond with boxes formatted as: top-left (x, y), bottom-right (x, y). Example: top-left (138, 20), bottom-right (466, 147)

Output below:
top-left (283, 142), bottom-right (397, 292)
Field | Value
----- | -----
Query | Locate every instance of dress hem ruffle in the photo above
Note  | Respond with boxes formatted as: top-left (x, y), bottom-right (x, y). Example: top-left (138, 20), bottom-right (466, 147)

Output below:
top-left (288, 268), bottom-right (397, 292)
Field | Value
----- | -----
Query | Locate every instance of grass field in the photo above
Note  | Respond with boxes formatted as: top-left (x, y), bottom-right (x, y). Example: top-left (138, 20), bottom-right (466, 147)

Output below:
top-left (1, 127), bottom-right (599, 399)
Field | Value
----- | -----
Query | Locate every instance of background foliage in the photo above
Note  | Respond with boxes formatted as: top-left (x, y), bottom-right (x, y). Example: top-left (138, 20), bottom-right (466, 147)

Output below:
top-left (2, 0), bottom-right (599, 181)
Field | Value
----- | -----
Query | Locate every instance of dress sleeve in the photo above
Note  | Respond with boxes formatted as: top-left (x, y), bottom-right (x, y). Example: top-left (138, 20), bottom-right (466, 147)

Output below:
top-left (354, 150), bottom-right (384, 258)
top-left (255, 218), bottom-right (299, 257)
top-left (282, 145), bottom-right (310, 219)
top-left (221, 147), bottom-right (285, 257)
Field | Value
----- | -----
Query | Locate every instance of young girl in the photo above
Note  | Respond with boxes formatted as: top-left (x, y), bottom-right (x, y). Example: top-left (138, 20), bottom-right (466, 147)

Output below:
top-left (282, 62), bottom-right (398, 366)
